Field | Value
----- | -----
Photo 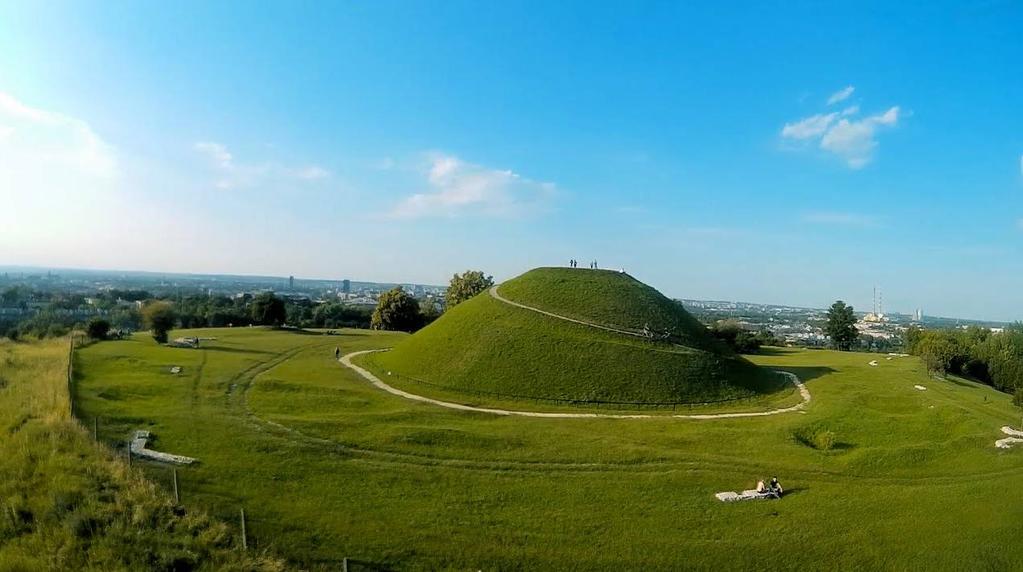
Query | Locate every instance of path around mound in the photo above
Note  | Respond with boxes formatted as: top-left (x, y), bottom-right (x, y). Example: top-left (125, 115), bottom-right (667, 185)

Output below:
top-left (337, 283), bottom-right (811, 419)
top-left (341, 352), bottom-right (810, 420)
top-left (488, 283), bottom-right (648, 339)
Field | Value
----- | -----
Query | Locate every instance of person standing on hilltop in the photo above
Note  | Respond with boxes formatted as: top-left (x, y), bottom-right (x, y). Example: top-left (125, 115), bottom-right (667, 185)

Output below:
top-left (334, 346), bottom-right (341, 360)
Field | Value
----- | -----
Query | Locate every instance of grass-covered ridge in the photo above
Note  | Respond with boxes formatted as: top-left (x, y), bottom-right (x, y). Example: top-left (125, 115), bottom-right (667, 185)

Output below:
top-left (371, 268), bottom-right (786, 406)
top-left (498, 267), bottom-right (727, 353)
top-left (0, 338), bottom-right (284, 571)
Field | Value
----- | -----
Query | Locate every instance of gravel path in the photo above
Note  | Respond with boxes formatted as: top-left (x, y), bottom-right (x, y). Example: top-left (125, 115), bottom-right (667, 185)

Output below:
top-left (340, 351), bottom-right (810, 420)
top-left (488, 284), bottom-right (645, 339)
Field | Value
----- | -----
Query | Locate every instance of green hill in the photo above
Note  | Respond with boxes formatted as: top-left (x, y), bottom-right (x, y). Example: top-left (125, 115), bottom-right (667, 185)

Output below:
top-left (367, 267), bottom-right (786, 405)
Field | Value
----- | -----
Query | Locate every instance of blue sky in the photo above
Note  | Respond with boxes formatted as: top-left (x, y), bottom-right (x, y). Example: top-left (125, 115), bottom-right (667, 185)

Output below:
top-left (1, 1), bottom-right (1022, 320)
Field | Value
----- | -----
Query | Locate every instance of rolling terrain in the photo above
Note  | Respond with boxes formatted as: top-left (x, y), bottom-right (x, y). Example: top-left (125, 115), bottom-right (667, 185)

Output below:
top-left (72, 328), bottom-right (1023, 570)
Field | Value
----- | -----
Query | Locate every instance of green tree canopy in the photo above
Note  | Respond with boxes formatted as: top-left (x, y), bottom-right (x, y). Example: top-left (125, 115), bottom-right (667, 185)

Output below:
top-left (142, 301), bottom-right (176, 344)
top-left (86, 318), bottom-right (111, 340)
top-left (825, 300), bottom-right (858, 351)
top-left (251, 292), bottom-right (287, 326)
top-left (445, 270), bottom-right (494, 308)
top-left (371, 287), bottom-right (422, 332)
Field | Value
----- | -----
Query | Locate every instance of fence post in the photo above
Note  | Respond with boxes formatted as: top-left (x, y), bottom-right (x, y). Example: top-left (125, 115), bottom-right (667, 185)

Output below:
top-left (240, 508), bottom-right (248, 550)
top-left (172, 469), bottom-right (180, 504)
top-left (127, 440), bottom-right (132, 467)
top-left (343, 557), bottom-right (349, 572)
top-left (67, 337), bottom-right (74, 417)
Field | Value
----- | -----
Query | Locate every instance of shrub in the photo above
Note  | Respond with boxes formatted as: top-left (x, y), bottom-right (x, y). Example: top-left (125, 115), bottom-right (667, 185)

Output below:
top-left (142, 301), bottom-right (176, 344)
top-left (86, 318), bottom-right (111, 340)
top-left (794, 424), bottom-right (837, 451)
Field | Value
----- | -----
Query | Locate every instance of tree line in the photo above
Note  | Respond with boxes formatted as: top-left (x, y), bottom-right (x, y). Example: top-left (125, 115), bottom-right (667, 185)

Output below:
top-left (905, 325), bottom-right (1023, 398)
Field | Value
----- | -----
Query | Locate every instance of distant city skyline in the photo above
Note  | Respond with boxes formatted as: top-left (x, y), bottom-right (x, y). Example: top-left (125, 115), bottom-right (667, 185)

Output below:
top-left (2, 2), bottom-right (1022, 321)
top-left (0, 263), bottom-right (995, 325)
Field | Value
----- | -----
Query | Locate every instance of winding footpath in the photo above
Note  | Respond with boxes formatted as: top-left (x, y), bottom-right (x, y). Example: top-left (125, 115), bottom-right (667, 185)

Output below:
top-left (336, 284), bottom-right (812, 420)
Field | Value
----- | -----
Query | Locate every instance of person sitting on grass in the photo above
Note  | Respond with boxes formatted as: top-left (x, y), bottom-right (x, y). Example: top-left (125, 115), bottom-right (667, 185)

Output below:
top-left (755, 479), bottom-right (766, 493)
top-left (769, 476), bottom-right (783, 496)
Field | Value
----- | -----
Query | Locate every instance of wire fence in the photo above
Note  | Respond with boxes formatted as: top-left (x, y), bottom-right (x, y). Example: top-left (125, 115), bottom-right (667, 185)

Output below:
top-left (381, 369), bottom-right (762, 411)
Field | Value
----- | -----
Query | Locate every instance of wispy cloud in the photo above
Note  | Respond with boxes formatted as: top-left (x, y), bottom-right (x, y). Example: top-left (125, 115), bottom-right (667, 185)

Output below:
top-left (827, 86), bottom-right (855, 105)
top-left (781, 112), bottom-right (838, 140)
top-left (0, 91), bottom-right (117, 177)
top-left (781, 89), bottom-right (901, 168)
top-left (819, 107), bottom-right (899, 168)
top-left (389, 153), bottom-right (556, 219)
top-left (193, 141), bottom-right (330, 189)
top-left (0, 92), bottom-right (124, 251)
top-left (1019, 153), bottom-right (1023, 176)
top-left (802, 211), bottom-right (878, 227)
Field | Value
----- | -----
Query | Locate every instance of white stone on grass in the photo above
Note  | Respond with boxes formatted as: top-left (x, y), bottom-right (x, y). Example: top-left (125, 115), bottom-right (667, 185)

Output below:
top-left (130, 430), bottom-right (197, 465)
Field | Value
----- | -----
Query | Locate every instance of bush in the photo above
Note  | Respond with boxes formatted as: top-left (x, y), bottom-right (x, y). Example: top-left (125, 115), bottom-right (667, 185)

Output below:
top-left (142, 302), bottom-right (176, 344)
top-left (794, 424), bottom-right (837, 451)
top-left (86, 318), bottom-right (111, 340)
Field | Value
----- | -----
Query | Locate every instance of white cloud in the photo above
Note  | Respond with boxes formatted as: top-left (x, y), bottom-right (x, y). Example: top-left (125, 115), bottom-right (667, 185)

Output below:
top-left (0, 91), bottom-right (117, 178)
top-left (781, 93), bottom-right (901, 169)
top-left (192, 141), bottom-right (329, 189)
top-left (294, 166), bottom-right (330, 180)
top-left (781, 112), bottom-right (838, 140)
top-left (0, 92), bottom-right (125, 258)
top-left (827, 86), bottom-right (855, 105)
top-left (390, 153), bottom-right (556, 219)
top-left (194, 141), bottom-right (233, 169)
top-left (802, 211), bottom-right (878, 226)
top-left (819, 107), bottom-right (900, 168)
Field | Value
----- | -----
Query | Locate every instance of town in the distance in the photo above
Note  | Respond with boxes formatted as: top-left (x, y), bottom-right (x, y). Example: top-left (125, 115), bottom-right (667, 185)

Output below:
top-left (1, 265), bottom-right (1005, 351)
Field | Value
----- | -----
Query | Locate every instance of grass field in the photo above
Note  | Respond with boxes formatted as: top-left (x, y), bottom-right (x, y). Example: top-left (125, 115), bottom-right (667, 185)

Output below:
top-left (372, 268), bottom-right (784, 406)
top-left (0, 338), bottom-right (284, 571)
top-left (74, 328), bottom-right (1023, 570)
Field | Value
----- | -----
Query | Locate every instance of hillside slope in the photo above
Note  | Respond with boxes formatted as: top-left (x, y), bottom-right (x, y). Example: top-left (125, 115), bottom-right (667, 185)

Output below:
top-left (369, 268), bottom-right (785, 405)
top-left (0, 339), bottom-right (285, 571)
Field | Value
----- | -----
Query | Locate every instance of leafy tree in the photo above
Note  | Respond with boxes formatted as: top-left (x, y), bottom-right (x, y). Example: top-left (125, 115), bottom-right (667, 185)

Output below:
top-left (916, 334), bottom-right (958, 375)
top-left (825, 300), bottom-right (858, 351)
top-left (709, 319), bottom-right (763, 353)
top-left (251, 292), bottom-right (287, 326)
top-left (86, 318), bottom-right (111, 340)
top-left (1013, 388), bottom-right (1023, 432)
top-left (371, 288), bottom-right (422, 332)
top-left (142, 301), bottom-right (176, 344)
top-left (311, 303), bottom-right (373, 329)
top-left (445, 270), bottom-right (494, 308)
top-left (5, 327), bottom-right (19, 342)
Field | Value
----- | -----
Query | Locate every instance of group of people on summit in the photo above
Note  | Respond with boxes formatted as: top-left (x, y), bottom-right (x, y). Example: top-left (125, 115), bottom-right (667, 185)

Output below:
top-left (569, 259), bottom-right (598, 269)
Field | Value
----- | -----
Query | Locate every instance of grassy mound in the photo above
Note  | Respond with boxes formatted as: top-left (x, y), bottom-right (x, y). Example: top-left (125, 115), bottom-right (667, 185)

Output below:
top-left (498, 267), bottom-right (727, 352)
top-left (370, 268), bottom-right (784, 405)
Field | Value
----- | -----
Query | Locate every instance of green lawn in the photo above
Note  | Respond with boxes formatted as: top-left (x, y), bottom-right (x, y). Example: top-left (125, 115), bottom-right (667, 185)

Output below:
top-left (74, 328), bottom-right (1023, 570)
top-left (0, 338), bottom-right (284, 571)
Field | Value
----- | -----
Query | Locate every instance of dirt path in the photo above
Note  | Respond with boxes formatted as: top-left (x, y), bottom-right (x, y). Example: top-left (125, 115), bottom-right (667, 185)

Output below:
top-left (340, 351), bottom-right (810, 419)
top-left (489, 284), bottom-right (646, 338)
